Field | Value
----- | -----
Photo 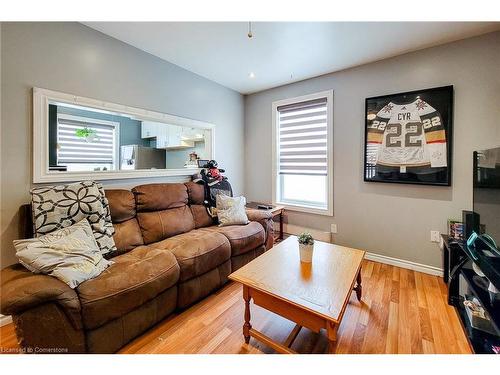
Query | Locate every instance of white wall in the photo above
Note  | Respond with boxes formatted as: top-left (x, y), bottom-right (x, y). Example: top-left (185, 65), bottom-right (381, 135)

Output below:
top-left (244, 31), bottom-right (500, 268)
top-left (0, 22), bottom-right (245, 267)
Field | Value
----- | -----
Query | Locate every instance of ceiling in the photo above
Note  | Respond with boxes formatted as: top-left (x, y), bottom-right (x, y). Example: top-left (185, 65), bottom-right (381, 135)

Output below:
top-left (83, 22), bottom-right (500, 94)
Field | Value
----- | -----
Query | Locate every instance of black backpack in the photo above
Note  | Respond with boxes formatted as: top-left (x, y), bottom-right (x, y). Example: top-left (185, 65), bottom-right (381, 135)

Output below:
top-left (203, 178), bottom-right (233, 209)
top-left (192, 160), bottom-right (233, 216)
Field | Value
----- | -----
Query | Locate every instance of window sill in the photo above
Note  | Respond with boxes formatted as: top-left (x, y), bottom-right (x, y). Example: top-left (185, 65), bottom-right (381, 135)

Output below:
top-left (275, 201), bottom-right (333, 216)
top-left (33, 167), bottom-right (201, 184)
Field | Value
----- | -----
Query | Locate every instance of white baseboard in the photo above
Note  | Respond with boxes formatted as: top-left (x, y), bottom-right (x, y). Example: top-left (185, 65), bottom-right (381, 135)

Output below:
top-left (0, 314), bottom-right (12, 327)
top-left (275, 222), bottom-right (332, 243)
top-left (276, 223), bottom-right (443, 277)
top-left (365, 252), bottom-right (443, 277)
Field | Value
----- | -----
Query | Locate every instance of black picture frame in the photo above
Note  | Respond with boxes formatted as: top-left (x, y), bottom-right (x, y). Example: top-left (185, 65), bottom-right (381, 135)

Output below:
top-left (197, 159), bottom-right (210, 168)
top-left (363, 85), bottom-right (453, 186)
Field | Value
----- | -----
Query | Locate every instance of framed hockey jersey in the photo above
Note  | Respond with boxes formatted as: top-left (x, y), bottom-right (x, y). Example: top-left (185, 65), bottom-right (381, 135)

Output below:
top-left (364, 85), bottom-right (453, 186)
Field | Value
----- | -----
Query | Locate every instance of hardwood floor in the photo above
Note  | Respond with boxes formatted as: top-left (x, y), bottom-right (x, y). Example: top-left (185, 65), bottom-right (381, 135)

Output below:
top-left (0, 260), bottom-right (471, 354)
top-left (0, 319), bottom-right (18, 354)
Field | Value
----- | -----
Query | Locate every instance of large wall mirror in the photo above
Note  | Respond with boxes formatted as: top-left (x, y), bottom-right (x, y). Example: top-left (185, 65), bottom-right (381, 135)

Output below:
top-left (33, 88), bottom-right (215, 183)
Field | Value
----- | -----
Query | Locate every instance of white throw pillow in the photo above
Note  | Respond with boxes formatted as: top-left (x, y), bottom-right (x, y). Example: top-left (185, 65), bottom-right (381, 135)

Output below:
top-left (216, 194), bottom-right (249, 227)
top-left (14, 219), bottom-right (113, 288)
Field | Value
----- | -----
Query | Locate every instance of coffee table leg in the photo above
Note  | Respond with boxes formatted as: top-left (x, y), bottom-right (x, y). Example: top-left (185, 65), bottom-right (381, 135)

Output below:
top-left (354, 267), bottom-right (362, 301)
top-left (327, 322), bottom-right (337, 354)
top-left (243, 285), bottom-right (252, 344)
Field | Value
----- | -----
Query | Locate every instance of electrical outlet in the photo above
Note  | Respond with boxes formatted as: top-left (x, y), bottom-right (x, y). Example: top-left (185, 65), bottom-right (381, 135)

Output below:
top-left (331, 224), bottom-right (337, 234)
top-left (430, 230), bottom-right (440, 243)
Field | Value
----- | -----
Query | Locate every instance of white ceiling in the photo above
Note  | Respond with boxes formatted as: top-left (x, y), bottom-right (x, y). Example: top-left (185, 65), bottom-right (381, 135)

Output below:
top-left (83, 22), bottom-right (500, 94)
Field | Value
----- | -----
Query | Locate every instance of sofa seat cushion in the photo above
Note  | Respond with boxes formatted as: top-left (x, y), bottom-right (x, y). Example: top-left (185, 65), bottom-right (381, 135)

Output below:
top-left (76, 245), bottom-right (179, 330)
top-left (201, 222), bottom-right (265, 257)
top-left (149, 230), bottom-right (230, 282)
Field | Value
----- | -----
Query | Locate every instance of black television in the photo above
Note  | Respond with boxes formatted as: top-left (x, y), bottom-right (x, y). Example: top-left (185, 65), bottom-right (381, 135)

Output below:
top-left (473, 147), bottom-right (500, 250)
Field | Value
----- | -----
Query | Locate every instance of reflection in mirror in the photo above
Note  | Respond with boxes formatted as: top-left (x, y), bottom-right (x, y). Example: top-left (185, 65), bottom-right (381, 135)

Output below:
top-left (47, 101), bottom-right (212, 173)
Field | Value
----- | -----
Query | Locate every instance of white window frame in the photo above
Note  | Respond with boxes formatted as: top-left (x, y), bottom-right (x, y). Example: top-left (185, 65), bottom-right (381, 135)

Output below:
top-left (272, 90), bottom-right (333, 216)
top-left (56, 113), bottom-right (120, 171)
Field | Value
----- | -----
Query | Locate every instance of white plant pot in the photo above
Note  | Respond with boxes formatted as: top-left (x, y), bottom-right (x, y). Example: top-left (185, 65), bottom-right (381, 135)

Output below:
top-left (299, 243), bottom-right (314, 263)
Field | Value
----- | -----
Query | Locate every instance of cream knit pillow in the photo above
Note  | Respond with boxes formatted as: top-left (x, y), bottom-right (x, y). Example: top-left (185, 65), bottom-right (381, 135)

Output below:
top-left (216, 194), bottom-right (249, 227)
top-left (14, 219), bottom-right (112, 288)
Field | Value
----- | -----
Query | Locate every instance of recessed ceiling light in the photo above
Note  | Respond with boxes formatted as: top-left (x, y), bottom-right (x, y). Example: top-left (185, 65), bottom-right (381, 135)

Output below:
top-left (249, 72), bottom-right (255, 79)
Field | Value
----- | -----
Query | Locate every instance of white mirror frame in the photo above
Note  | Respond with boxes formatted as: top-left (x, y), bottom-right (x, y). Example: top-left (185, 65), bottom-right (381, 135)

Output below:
top-left (33, 87), bottom-right (215, 183)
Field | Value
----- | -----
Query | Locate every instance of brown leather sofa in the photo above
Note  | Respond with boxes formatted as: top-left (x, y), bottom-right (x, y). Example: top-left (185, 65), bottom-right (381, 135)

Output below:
top-left (0, 182), bottom-right (274, 353)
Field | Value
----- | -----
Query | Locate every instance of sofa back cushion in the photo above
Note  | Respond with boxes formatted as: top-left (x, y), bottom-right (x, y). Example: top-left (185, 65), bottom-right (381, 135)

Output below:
top-left (133, 183), bottom-right (195, 244)
top-left (185, 181), bottom-right (205, 204)
top-left (185, 181), bottom-right (215, 229)
top-left (105, 189), bottom-right (144, 254)
top-left (134, 183), bottom-right (188, 211)
top-left (106, 190), bottom-right (136, 222)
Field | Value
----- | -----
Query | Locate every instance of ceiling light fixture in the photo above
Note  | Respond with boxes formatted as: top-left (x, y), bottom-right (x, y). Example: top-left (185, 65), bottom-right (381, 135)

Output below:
top-left (249, 72), bottom-right (255, 79)
top-left (247, 22), bottom-right (253, 39)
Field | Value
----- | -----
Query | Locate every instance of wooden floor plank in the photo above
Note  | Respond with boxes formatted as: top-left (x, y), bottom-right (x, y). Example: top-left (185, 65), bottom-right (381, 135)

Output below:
top-left (385, 301), bottom-right (399, 354)
top-left (399, 268), bottom-right (410, 289)
top-left (390, 280), bottom-right (400, 303)
top-left (414, 271), bottom-right (428, 309)
top-left (422, 273), bottom-right (459, 354)
top-left (0, 260), bottom-right (471, 354)
top-left (445, 302), bottom-right (472, 354)
top-left (357, 298), bottom-right (372, 326)
top-left (407, 271), bottom-right (423, 354)
top-left (199, 327), bottom-right (232, 354)
top-left (350, 323), bottom-right (367, 354)
top-left (334, 295), bottom-right (363, 354)
top-left (0, 324), bottom-right (18, 354)
top-left (422, 339), bottom-right (435, 354)
top-left (392, 266), bottom-right (400, 281)
top-left (363, 261), bottom-right (374, 279)
top-left (418, 307), bottom-right (434, 343)
top-left (397, 283), bottom-right (412, 353)
top-left (362, 263), bottom-right (392, 354)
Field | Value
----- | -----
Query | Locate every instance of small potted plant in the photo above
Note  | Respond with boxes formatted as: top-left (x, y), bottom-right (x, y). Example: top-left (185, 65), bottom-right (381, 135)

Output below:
top-left (298, 232), bottom-right (314, 263)
top-left (75, 127), bottom-right (98, 143)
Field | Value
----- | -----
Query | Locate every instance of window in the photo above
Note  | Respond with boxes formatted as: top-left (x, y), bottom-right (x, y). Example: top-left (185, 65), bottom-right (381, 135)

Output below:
top-left (56, 114), bottom-right (119, 172)
top-left (272, 91), bottom-right (333, 215)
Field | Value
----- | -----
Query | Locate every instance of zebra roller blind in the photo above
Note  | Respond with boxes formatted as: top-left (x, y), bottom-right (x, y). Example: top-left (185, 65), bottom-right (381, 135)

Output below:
top-left (57, 116), bottom-right (117, 164)
top-left (277, 97), bottom-right (328, 176)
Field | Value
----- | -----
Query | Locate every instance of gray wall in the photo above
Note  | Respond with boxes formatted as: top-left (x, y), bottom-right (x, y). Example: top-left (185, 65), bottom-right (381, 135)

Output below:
top-left (245, 31), bottom-right (500, 268)
top-left (0, 22), bottom-right (244, 267)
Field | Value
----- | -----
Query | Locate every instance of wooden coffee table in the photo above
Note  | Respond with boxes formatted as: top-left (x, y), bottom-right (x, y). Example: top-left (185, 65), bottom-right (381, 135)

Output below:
top-left (228, 236), bottom-right (365, 354)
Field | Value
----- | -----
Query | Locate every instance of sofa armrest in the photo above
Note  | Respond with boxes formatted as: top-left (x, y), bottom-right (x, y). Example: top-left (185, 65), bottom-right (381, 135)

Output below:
top-left (246, 208), bottom-right (275, 250)
top-left (0, 264), bottom-right (83, 329)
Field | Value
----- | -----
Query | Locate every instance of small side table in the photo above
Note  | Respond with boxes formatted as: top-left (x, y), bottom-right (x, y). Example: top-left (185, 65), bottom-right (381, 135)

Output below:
top-left (246, 202), bottom-right (285, 242)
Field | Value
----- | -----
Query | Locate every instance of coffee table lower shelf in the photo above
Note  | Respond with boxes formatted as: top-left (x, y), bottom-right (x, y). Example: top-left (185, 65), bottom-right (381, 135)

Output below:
top-left (247, 326), bottom-right (300, 354)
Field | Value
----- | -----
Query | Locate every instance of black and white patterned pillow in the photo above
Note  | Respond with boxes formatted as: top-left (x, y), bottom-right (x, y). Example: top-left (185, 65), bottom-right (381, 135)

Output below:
top-left (30, 181), bottom-right (117, 256)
